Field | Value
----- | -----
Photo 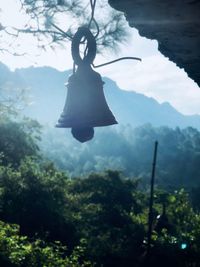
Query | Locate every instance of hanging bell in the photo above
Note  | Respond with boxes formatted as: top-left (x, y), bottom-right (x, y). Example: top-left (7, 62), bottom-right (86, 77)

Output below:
top-left (56, 27), bottom-right (117, 142)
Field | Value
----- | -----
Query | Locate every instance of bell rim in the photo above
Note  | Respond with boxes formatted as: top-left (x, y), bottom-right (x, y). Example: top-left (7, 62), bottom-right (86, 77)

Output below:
top-left (55, 120), bottom-right (118, 128)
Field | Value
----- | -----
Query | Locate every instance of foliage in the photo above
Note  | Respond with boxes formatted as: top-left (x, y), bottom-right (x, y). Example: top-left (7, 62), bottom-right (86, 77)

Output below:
top-left (67, 171), bottom-right (145, 266)
top-left (0, 0), bottom-right (130, 55)
top-left (41, 124), bottom-right (200, 190)
top-left (0, 85), bottom-right (30, 118)
top-left (0, 158), bottom-right (79, 250)
top-left (190, 185), bottom-right (200, 212)
top-left (0, 157), bottom-right (146, 266)
top-left (1, 116), bottom-right (200, 265)
top-left (1, 153), bottom-right (200, 266)
top-left (0, 220), bottom-right (92, 267)
top-left (0, 117), bottom-right (41, 167)
top-left (147, 189), bottom-right (200, 266)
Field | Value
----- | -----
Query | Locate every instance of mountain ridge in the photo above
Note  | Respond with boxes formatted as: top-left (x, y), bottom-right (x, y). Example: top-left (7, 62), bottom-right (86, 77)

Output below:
top-left (0, 62), bottom-right (199, 129)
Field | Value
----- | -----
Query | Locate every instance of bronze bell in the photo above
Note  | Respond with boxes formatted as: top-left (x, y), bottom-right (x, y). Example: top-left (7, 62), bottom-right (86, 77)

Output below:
top-left (56, 27), bottom-right (117, 142)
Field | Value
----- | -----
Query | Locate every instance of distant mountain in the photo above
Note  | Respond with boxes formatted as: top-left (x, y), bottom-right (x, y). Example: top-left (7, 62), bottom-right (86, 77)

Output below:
top-left (104, 78), bottom-right (200, 129)
top-left (14, 66), bottom-right (71, 124)
top-left (1, 62), bottom-right (200, 129)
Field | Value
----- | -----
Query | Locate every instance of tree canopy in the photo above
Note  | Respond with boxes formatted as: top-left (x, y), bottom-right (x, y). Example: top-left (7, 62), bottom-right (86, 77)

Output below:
top-left (40, 124), bottom-right (200, 191)
top-left (1, 115), bottom-right (200, 266)
top-left (0, 0), bottom-right (130, 56)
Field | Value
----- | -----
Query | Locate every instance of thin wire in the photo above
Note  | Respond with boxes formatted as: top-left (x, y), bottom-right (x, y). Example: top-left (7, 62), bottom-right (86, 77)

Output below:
top-left (88, 0), bottom-right (96, 28)
top-left (50, 22), bottom-right (73, 40)
top-left (92, 57), bottom-right (142, 68)
top-left (92, 18), bottom-right (100, 38)
top-left (81, 0), bottom-right (98, 43)
top-left (83, 0), bottom-right (97, 59)
top-left (84, 45), bottom-right (89, 58)
top-left (73, 62), bottom-right (76, 74)
top-left (72, 1), bottom-right (142, 70)
top-left (88, 0), bottom-right (99, 38)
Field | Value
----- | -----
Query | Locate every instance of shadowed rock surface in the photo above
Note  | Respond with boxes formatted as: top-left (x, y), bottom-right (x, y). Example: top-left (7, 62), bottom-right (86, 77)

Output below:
top-left (108, 0), bottom-right (200, 87)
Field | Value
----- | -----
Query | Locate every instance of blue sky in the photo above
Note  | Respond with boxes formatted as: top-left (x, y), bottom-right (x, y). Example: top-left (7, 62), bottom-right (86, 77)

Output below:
top-left (0, 0), bottom-right (200, 115)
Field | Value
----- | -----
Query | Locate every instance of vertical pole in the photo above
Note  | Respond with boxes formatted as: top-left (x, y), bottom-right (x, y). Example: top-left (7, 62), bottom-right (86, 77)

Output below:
top-left (147, 141), bottom-right (158, 257)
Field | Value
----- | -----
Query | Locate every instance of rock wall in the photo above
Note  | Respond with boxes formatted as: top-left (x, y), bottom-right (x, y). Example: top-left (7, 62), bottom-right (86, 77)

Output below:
top-left (108, 0), bottom-right (200, 87)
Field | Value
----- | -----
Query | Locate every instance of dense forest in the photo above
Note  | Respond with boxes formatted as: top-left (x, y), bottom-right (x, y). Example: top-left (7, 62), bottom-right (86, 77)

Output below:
top-left (1, 113), bottom-right (200, 266)
top-left (41, 124), bottom-right (200, 190)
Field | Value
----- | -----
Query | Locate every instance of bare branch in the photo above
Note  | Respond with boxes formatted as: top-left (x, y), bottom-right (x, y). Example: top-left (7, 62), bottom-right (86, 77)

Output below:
top-left (0, 0), bottom-right (130, 56)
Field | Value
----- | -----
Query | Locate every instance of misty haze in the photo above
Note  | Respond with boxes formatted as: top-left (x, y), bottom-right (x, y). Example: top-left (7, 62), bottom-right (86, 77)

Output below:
top-left (0, 0), bottom-right (200, 266)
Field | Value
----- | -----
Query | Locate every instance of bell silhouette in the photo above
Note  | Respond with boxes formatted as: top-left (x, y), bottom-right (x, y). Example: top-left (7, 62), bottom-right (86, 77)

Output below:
top-left (56, 27), bottom-right (117, 142)
top-left (56, 64), bottom-right (118, 142)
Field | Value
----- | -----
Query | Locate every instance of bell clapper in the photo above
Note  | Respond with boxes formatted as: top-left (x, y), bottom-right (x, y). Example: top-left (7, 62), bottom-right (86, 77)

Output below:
top-left (71, 127), bottom-right (94, 143)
